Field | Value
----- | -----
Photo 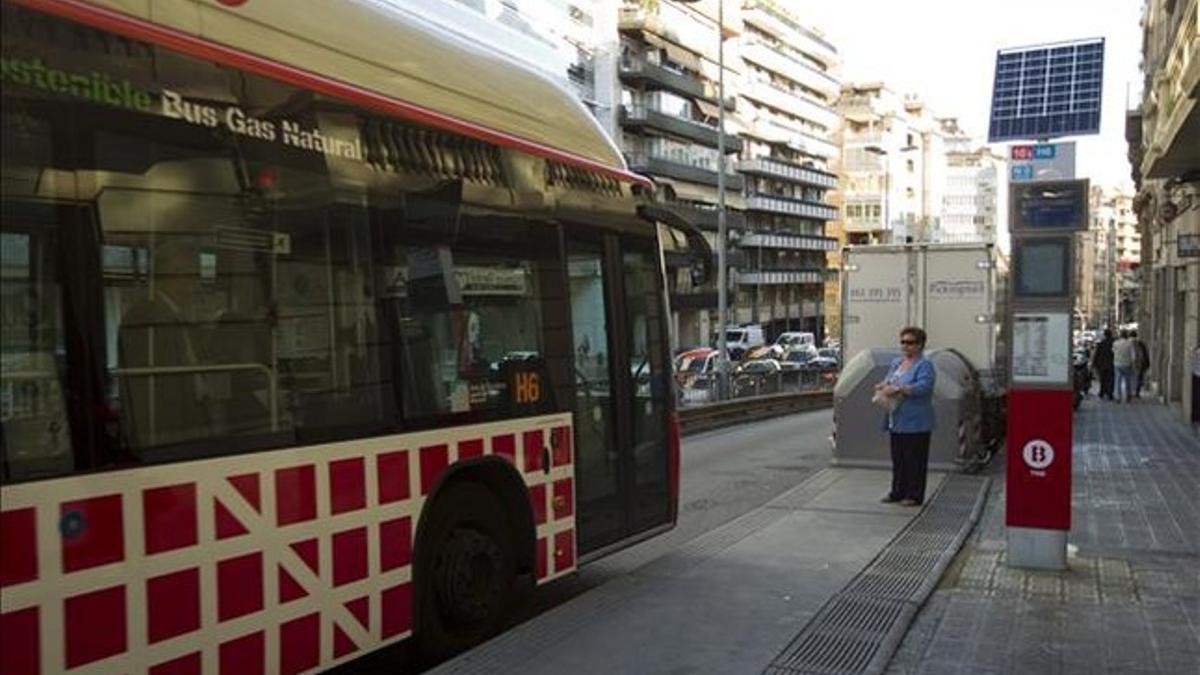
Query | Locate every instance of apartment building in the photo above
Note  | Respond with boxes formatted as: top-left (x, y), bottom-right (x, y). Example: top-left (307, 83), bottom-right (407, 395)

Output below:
top-left (734, 0), bottom-right (840, 339)
top-left (937, 118), bottom-right (1005, 245)
top-left (1080, 186), bottom-right (1142, 329)
top-left (836, 84), bottom-right (947, 246)
top-left (1127, 0), bottom-right (1198, 425)
top-left (616, 0), bottom-right (747, 348)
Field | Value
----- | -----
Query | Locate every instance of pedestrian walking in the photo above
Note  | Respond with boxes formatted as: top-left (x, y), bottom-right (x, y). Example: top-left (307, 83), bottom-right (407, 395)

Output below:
top-left (1091, 329), bottom-right (1115, 400)
top-left (875, 326), bottom-right (936, 507)
top-left (1132, 330), bottom-right (1150, 398)
top-left (1114, 330), bottom-right (1136, 403)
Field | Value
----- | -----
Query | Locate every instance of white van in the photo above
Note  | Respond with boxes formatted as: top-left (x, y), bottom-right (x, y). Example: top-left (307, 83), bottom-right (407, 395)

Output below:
top-left (719, 325), bottom-right (765, 361)
top-left (774, 331), bottom-right (815, 351)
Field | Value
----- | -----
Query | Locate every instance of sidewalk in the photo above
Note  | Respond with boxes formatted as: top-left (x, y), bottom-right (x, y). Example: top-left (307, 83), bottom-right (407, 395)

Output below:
top-left (429, 468), bottom-right (987, 675)
top-left (887, 397), bottom-right (1200, 675)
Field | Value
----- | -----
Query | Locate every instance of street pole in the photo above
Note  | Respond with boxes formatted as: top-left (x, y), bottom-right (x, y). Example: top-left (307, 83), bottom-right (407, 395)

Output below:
top-left (715, 0), bottom-right (729, 398)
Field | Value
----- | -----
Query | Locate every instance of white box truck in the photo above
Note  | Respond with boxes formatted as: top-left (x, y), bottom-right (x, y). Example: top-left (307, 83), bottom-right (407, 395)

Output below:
top-left (836, 243), bottom-right (1008, 469)
top-left (841, 242), bottom-right (1007, 385)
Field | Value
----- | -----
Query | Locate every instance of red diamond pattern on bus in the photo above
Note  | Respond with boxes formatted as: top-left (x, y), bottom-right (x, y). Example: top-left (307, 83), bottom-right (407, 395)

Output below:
top-left (1, 412), bottom-right (572, 675)
top-left (381, 582), bottom-right (412, 638)
top-left (345, 596), bottom-right (370, 630)
top-left (280, 613), bottom-right (320, 675)
top-left (220, 631), bottom-right (265, 675)
top-left (420, 444), bottom-right (449, 495)
top-left (0, 607), bottom-right (38, 675)
top-left (64, 584), bottom-right (127, 667)
top-left (528, 484), bottom-right (547, 525)
top-left (377, 450), bottom-right (410, 504)
top-left (523, 430), bottom-right (545, 473)
top-left (492, 433), bottom-right (516, 462)
top-left (218, 553), bottom-right (264, 621)
top-left (61, 494), bottom-right (124, 573)
top-left (143, 483), bottom-right (198, 555)
top-left (291, 538), bottom-right (319, 574)
top-left (214, 499), bottom-right (249, 539)
top-left (379, 517), bottom-right (412, 571)
top-left (333, 527), bottom-right (368, 587)
top-left (552, 425), bottom-right (572, 466)
top-left (228, 473), bottom-right (261, 510)
top-left (275, 465), bottom-right (317, 526)
top-left (150, 651), bottom-right (201, 675)
top-left (554, 530), bottom-right (576, 573)
top-left (458, 437), bottom-right (484, 459)
top-left (553, 478), bottom-right (574, 520)
top-left (147, 568), bottom-right (200, 643)
top-left (279, 566), bottom-right (308, 604)
top-left (0, 508), bottom-right (37, 587)
top-left (330, 457), bottom-right (366, 515)
top-left (333, 624), bottom-right (358, 658)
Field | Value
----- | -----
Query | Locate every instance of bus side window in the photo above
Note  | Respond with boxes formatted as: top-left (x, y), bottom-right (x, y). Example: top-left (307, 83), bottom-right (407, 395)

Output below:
top-left (0, 231), bottom-right (74, 482)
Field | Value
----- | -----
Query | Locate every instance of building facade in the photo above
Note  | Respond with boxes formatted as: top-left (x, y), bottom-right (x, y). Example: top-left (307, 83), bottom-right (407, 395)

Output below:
top-left (836, 84), bottom-right (948, 246)
top-left (1127, 0), bottom-right (1199, 425)
top-left (936, 119), bottom-right (1004, 245)
top-left (1079, 186), bottom-right (1142, 329)
top-left (734, 0), bottom-right (840, 340)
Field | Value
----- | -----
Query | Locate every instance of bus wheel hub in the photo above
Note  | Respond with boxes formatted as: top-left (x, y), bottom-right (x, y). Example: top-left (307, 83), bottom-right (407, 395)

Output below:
top-left (435, 526), bottom-right (503, 624)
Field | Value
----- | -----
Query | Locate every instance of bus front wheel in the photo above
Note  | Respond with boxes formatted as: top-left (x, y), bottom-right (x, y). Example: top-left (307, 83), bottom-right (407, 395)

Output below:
top-left (416, 482), bottom-right (516, 662)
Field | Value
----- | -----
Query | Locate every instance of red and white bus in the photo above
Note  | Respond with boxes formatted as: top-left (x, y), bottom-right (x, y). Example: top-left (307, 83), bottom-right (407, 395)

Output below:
top-left (0, 1), bottom-right (707, 672)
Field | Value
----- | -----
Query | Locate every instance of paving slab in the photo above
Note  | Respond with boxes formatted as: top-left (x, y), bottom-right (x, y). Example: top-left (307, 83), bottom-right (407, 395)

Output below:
top-left (431, 468), bottom-right (944, 675)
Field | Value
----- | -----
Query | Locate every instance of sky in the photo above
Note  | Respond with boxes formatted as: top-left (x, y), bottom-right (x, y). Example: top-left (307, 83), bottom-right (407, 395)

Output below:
top-left (793, 0), bottom-right (1143, 191)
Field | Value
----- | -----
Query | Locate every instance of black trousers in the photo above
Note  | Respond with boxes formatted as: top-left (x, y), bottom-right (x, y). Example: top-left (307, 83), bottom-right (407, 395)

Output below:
top-left (1097, 366), bottom-right (1114, 399)
top-left (889, 432), bottom-right (932, 503)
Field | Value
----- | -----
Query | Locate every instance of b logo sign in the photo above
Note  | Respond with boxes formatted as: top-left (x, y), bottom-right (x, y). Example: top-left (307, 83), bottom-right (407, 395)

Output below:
top-left (1022, 439), bottom-right (1055, 472)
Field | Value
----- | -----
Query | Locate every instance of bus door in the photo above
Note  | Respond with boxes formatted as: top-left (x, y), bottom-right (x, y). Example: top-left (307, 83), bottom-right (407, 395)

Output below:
top-left (568, 235), bottom-right (670, 556)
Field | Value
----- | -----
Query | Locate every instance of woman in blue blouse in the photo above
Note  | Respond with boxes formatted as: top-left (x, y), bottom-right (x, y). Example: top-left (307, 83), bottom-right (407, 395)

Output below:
top-left (876, 327), bottom-right (937, 506)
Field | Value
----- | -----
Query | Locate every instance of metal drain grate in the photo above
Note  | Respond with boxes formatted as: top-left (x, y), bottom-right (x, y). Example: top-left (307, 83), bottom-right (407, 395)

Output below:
top-left (764, 474), bottom-right (990, 675)
top-left (764, 595), bottom-right (909, 675)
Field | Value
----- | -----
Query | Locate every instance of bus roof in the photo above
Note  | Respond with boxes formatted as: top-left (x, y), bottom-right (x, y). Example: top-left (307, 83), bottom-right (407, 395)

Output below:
top-left (25, 0), bottom-right (640, 184)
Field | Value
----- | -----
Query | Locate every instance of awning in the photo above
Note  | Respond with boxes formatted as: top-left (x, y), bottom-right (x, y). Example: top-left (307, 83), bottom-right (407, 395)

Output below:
top-left (662, 41), bottom-right (702, 72)
top-left (694, 98), bottom-right (720, 120)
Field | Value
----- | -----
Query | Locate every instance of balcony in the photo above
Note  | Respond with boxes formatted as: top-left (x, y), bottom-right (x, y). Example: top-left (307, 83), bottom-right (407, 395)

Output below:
top-left (740, 232), bottom-right (838, 251)
top-left (1140, 0), bottom-right (1200, 179)
top-left (619, 58), bottom-right (706, 100)
top-left (736, 269), bottom-right (826, 286)
top-left (743, 80), bottom-right (839, 129)
top-left (745, 194), bottom-right (838, 221)
top-left (741, 39), bottom-right (840, 99)
top-left (736, 157), bottom-right (836, 189)
top-left (741, 4), bottom-right (838, 69)
top-left (621, 106), bottom-right (743, 152)
top-left (628, 154), bottom-right (745, 191)
top-left (843, 217), bottom-right (885, 234)
top-left (742, 117), bottom-right (838, 159)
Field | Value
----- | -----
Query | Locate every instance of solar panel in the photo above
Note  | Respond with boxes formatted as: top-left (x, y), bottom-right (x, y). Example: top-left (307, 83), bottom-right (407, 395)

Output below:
top-left (988, 38), bottom-right (1104, 143)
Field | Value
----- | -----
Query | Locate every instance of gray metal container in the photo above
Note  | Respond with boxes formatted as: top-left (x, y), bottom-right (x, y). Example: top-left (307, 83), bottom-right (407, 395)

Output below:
top-left (831, 348), bottom-right (984, 471)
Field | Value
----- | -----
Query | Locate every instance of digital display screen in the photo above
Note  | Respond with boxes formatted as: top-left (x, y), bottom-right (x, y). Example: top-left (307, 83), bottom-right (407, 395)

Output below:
top-left (1014, 237), bottom-right (1070, 297)
top-left (1011, 180), bottom-right (1088, 231)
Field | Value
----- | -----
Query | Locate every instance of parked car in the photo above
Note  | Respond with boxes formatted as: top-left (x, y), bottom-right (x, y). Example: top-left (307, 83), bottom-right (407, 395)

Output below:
top-left (719, 324), bottom-right (765, 361)
top-left (816, 347), bottom-right (840, 366)
top-left (774, 331), bottom-right (815, 352)
top-left (805, 355), bottom-right (839, 370)
top-left (779, 346), bottom-right (818, 372)
top-left (732, 358), bottom-right (782, 397)
top-left (674, 347), bottom-right (718, 385)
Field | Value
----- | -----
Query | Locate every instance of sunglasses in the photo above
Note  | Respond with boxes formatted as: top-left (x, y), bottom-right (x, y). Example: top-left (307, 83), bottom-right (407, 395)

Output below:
top-left (900, 339), bottom-right (918, 345)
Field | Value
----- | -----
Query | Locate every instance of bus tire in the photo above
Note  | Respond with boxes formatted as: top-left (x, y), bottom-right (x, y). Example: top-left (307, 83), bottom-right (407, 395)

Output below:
top-left (416, 481), bottom-right (516, 663)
